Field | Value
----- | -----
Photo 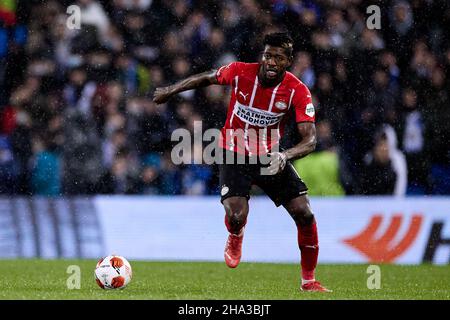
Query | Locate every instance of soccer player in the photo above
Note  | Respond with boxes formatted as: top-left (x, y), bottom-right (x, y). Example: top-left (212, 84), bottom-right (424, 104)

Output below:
top-left (153, 32), bottom-right (331, 292)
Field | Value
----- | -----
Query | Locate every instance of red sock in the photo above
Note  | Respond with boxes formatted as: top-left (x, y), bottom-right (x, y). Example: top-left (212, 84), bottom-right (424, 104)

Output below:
top-left (297, 221), bottom-right (319, 280)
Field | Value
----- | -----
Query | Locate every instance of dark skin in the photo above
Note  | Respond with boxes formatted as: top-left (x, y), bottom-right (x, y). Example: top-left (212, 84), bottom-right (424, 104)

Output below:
top-left (153, 45), bottom-right (317, 233)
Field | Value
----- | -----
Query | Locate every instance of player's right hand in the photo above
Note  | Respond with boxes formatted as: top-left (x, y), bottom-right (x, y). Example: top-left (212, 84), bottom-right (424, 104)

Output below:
top-left (153, 86), bottom-right (173, 104)
top-left (267, 152), bottom-right (287, 175)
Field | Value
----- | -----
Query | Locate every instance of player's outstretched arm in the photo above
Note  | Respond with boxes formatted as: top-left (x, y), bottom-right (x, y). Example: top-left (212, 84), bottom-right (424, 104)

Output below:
top-left (283, 122), bottom-right (317, 161)
top-left (153, 70), bottom-right (218, 104)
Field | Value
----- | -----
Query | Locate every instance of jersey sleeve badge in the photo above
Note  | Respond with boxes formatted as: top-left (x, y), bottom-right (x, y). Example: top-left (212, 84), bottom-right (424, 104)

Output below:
top-left (305, 103), bottom-right (315, 117)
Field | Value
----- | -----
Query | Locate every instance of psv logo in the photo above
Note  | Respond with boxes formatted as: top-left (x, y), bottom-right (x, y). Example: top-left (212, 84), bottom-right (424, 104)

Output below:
top-left (275, 101), bottom-right (287, 110)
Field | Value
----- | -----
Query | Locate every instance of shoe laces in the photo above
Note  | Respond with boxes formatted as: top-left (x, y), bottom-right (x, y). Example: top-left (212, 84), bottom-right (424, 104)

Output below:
top-left (304, 280), bottom-right (321, 288)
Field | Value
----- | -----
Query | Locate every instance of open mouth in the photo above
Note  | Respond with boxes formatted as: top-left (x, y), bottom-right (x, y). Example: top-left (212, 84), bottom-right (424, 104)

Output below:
top-left (266, 70), bottom-right (277, 77)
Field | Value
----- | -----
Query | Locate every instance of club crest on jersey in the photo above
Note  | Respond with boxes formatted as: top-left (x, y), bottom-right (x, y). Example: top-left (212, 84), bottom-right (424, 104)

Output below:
top-left (305, 103), bottom-right (315, 117)
top-left (275, 101), bottom-right (287, 110)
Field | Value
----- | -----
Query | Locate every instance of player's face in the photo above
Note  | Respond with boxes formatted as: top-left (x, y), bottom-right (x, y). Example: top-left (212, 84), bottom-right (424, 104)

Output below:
top-left (260, 45), bottom-right (292, 84)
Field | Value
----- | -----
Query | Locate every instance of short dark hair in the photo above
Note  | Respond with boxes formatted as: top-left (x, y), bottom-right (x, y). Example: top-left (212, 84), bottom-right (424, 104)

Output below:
top-left (263, 32), bottom-right (294, 57)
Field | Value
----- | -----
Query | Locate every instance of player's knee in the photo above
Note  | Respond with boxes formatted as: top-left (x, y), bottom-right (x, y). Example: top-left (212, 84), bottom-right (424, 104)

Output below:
top-left (227, 214), bottom-right (246, 233)
top-left (223, 198), bottom-right (248, 233)
top-left (291, 204), bottom-right (314, 226)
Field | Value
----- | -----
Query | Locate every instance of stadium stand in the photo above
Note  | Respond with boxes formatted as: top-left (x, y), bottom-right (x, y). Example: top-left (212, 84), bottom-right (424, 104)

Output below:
top-left (0, 0), bottom-right (449, 196)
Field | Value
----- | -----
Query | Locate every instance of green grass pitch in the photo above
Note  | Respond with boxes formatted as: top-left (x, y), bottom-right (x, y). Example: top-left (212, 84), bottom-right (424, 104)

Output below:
top-left (0, 260), bottom-right (449, 300)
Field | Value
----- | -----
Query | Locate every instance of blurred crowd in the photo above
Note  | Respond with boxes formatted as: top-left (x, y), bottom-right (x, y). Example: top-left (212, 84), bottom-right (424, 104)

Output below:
top-left (0, 0), bottom-right (449, 196)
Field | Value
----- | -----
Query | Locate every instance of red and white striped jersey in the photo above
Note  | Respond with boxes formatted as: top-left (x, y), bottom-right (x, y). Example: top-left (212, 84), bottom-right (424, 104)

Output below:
top-left (215, 62), bottom-right (315, 156)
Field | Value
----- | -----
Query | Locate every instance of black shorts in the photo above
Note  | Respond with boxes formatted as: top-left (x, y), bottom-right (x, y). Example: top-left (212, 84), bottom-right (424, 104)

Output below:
top-left (218, 150), bottom-right (308, 207)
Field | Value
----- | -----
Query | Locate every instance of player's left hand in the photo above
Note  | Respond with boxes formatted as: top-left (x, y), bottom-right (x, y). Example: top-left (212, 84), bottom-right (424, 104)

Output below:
top-left (267, 152), bottom-right (288, 175)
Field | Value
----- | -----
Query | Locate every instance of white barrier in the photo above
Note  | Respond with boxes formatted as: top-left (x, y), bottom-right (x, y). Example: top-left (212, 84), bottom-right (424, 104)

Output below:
top-left (96, 196), bottom-right (450, 265)
top-left (1, 197), bottom-right (449, 264)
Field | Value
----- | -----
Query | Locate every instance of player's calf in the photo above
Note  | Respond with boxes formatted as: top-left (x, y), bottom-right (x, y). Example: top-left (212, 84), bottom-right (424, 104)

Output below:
top-left (284, 196), bottom-right (331, 292)
top-left (223, 197), bottom-right (248, 268)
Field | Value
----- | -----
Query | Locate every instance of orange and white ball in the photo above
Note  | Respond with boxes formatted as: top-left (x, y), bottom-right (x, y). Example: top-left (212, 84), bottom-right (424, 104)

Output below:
top-left (94, 255), bottom-right (132, 290)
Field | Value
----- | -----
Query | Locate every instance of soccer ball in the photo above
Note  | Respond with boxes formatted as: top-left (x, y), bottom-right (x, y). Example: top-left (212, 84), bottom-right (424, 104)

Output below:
top-left (94, 255), bottom-right (132, 290)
